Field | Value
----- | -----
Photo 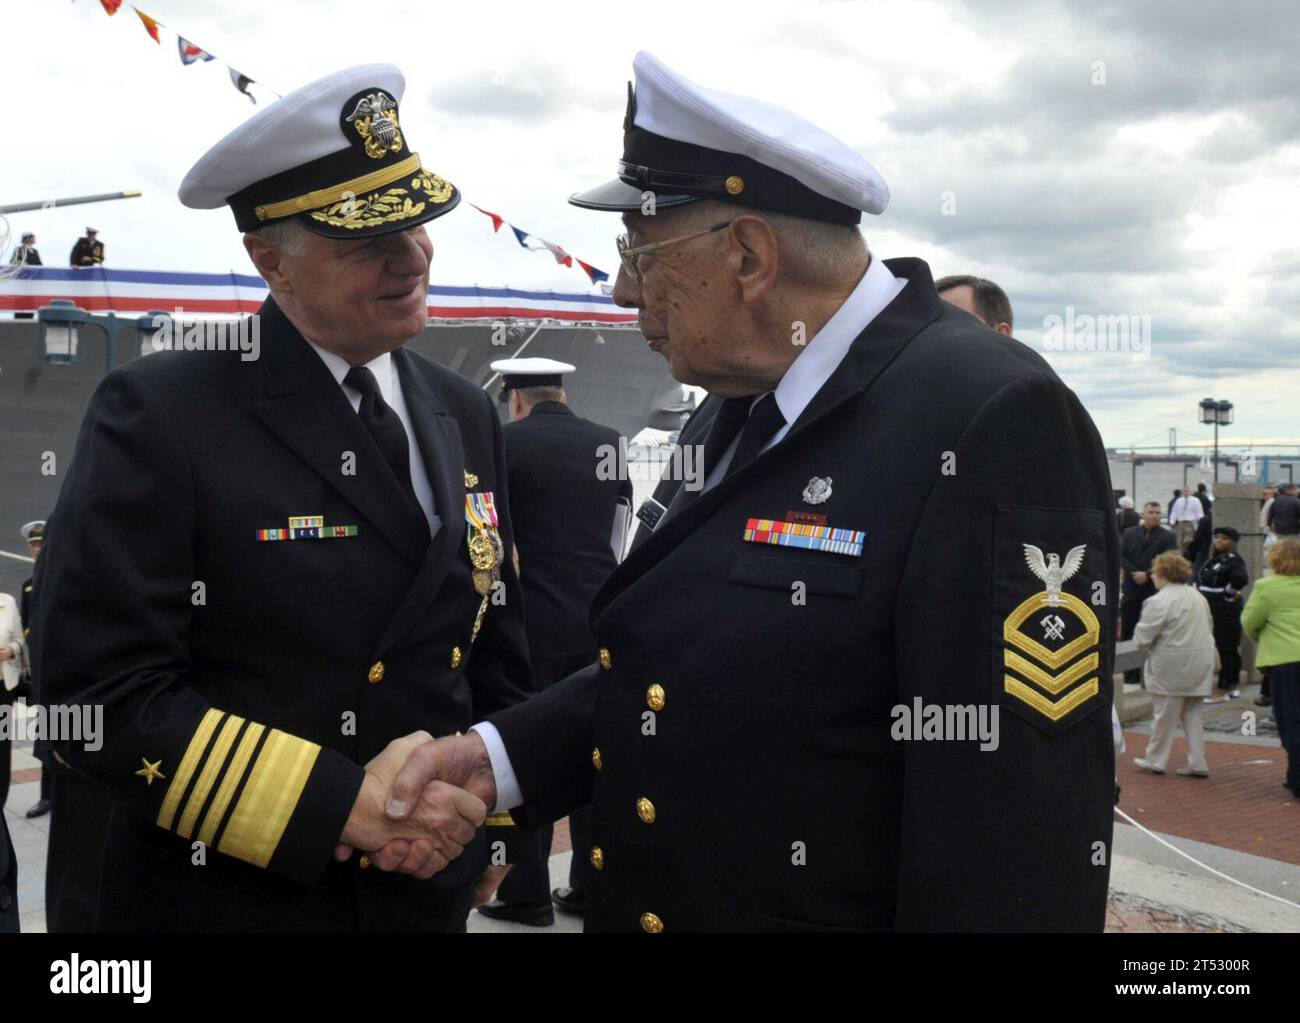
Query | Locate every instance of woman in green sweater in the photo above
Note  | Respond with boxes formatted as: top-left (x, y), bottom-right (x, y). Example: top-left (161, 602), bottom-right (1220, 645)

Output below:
top-left (1241, 537), bottom-right (1300, 798)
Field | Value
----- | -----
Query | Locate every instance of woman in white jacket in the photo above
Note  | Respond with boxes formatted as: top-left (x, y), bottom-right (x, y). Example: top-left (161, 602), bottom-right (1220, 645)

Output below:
top-left (1132, 551), bottom-right (1216, 777)
top-left (0, 590), bottom-right (27, 811)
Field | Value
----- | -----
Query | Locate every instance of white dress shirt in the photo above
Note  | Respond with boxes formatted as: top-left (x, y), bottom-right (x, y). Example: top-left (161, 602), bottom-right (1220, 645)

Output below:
top-left (475, 255), bottom-right (908, 812)
top-left (305, 339), bottom-right (441, 537)
top-left (1170, 495), bottom-right (1204, 526)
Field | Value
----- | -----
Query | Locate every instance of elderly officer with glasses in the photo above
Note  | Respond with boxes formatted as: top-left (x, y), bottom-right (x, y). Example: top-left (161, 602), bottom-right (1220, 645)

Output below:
top-left (381, 51), bottom-right (1119, 933)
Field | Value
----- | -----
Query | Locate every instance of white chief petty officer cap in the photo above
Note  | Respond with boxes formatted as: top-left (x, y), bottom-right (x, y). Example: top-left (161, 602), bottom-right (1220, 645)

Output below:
top-left (179, 63), bottom-right (459, 239)
top-left (570, 51), bottom-right (889, 224)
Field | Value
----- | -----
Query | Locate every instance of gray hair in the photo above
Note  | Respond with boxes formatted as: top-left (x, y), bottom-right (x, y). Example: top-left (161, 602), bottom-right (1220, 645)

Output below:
top-left (515, 385), bottom-right (565, 405)
top-left (1118, 496), bottom-right (1134, 510)
top-left (246, 218), bottom-right (306, 255)
top-left (670, 199), bottom-right (867, 284)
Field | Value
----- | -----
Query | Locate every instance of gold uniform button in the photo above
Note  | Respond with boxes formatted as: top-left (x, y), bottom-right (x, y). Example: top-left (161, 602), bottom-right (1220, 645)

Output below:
top-left (640, 912), bottom-right (664, 934)
top-left (450, 646), bottom-right (462, 669)
top-left (590, 846), bottom-right (605, 871)
top-left (724, 175), bottom-right (744, 195)
top-left (359, 855), bottom-right (372, 870)
top-left (646, 684), bottom-right (665, 711)
top-left (592, 747), bottom-right (603, 771)
top-left (367, 661), bottom-right (385, 684)
top-left (636, 797), bottom-right (656, 824)
top-left (598, 647), bottom-right (612, 670)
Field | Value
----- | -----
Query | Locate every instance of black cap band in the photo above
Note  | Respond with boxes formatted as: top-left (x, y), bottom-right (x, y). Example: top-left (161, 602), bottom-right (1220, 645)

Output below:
top-left (618, 123), bottom-right (861, 226)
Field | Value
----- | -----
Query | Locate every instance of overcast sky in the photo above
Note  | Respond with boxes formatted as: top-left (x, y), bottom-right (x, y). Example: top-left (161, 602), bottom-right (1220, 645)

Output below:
top-left (4, 0), bottom-right (1297, 451)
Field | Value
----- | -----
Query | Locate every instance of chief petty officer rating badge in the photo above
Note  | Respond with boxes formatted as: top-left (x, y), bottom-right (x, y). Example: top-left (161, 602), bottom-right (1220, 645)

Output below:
top-left (999, 541), bottom-right (1101, 728)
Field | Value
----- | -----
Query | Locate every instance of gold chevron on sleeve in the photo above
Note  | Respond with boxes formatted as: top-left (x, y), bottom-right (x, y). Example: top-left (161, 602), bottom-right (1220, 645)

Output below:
top-left (1003, 591), bottom-right (1099, 669)
top-left (217, 729), bottom-right (320, 869)
top-left (1004, 675), bottom-right (1099, 721)
top-left (1004, 649), bottom-right (1099, 696)
top-left (157, 708), bottom-right (224, 832)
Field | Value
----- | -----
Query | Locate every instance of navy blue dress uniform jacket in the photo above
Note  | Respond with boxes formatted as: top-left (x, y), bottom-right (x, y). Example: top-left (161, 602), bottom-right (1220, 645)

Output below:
top-left (503, 401), bottom-right (632, 658)
top-left (31, 298), bottom-right (534, 932)
top-left (487, 258), bottom-right (1118, 932)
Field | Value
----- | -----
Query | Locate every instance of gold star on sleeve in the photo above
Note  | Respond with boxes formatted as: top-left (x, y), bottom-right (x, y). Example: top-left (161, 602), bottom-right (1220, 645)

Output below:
top-left (135, 757), bottom-right (166, 786)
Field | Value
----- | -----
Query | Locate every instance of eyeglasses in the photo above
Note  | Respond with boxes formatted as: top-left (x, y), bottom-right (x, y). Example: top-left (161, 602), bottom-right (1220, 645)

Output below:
top-left (615, 221), bottom-right (734, 282)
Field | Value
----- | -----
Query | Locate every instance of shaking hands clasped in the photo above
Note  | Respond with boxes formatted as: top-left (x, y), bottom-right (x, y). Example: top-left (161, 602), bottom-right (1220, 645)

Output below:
top-left (335, 731), bottom-right (504, 901)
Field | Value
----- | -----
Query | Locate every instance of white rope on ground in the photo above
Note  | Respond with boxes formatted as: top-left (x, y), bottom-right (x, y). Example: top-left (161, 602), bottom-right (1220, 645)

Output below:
top-left (1114, 805), bottom-right (1300, 914)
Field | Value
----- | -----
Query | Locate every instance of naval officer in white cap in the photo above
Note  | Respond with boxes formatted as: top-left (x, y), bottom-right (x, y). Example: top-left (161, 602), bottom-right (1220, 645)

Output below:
top-left (31, 64), bottom-right (534, 932)
top-left (475, 357), bottom-right (632, 926)
top-left (384, 51), bottom-right (1119, 933)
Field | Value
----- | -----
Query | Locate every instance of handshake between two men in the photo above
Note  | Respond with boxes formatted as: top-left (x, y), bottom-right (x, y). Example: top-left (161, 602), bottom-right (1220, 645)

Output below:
top-left (334, 730), bottom-right (499, 894)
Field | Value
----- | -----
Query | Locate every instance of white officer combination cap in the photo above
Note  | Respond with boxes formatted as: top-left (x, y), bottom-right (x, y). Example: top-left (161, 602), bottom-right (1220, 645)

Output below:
top-left (179, 63), bottom-right (459, 238)
top-left (490, 357), bottom-right (577, 401)
top-left (570, 51), bottom-right (889, 224)
top-left (20, 520), bottom-right (45, 542)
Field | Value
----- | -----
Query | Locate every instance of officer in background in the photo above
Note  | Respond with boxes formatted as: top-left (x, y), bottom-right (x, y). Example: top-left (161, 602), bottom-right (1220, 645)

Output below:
top-left (18, 521), bottom-right (51, 818)
top-left (1198, 526), bottom-right (1249, 702)
top-left (476, 358), bottom-right (632, 926)
top-left (69, 228), bottom-right (104, 267)
top-left (387, 51), bottom-right (1119, 932)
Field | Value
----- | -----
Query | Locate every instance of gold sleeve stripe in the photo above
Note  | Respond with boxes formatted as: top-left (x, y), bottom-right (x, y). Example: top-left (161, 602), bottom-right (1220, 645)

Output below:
top-left (217, 730), bottom-right (320, 869)
top-left (485, 811), bottom-right (516, 826)
top-left (196, 721), bottom-right (265, 847)
top-left (157, 708), bottom-right (224, 832)
top-left (176, 714), bottom-right (246, 839)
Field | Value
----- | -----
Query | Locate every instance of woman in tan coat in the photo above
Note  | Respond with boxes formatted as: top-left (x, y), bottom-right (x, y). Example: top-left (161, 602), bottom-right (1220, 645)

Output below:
top-left (1131, 552), bottom-right (1216, 777)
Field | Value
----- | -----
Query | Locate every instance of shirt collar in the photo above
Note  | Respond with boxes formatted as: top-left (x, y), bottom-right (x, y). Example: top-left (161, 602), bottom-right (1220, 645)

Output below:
top-left (304, 338), bottom-right (396, 403)
top-left (772, 254), bottom-right (906, 426)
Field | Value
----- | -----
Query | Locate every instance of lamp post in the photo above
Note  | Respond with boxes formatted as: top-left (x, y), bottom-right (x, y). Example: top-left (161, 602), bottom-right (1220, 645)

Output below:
top-left (1198, 398), bottom-right (1234, 483)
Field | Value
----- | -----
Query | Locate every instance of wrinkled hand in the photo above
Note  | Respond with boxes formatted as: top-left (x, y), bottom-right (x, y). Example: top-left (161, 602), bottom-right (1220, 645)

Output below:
top-left (347, 731), bottom-right (499, 880)
top-left (335, 731), bottom-right (486, 879)
top-left (387, 730), bottom-right (498, 815)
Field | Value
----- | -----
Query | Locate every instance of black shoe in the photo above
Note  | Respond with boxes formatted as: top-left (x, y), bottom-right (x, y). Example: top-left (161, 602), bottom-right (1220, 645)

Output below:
top-left (1255, 696), bottom-right (1272, 706)
top-left (551, 886), bottom-right (587, 915)
top-left (25, 799), bottom-right (51, 819)
top-left (476, 899), bottom-right (554, 927)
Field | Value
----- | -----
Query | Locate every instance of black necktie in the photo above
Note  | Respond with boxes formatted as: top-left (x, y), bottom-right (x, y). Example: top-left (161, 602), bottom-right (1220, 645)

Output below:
top-left (343, 365), bottom-right (417, 502)
top-left (724, 393), bottom-right (785, 478)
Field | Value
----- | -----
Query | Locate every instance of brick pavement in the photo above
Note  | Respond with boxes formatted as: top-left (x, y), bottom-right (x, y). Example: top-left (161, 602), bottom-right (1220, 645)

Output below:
top-left (1118, 730), bottom-right (1298, 865)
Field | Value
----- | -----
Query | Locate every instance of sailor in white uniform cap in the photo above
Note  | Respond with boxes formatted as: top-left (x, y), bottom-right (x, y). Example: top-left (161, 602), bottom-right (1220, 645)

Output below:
top-left (381, 51), bottom-right (1121, 934)
top-left (32, 64), bottom-right (535, 932)
top-left (489, 357), bottom-right (577, 411)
